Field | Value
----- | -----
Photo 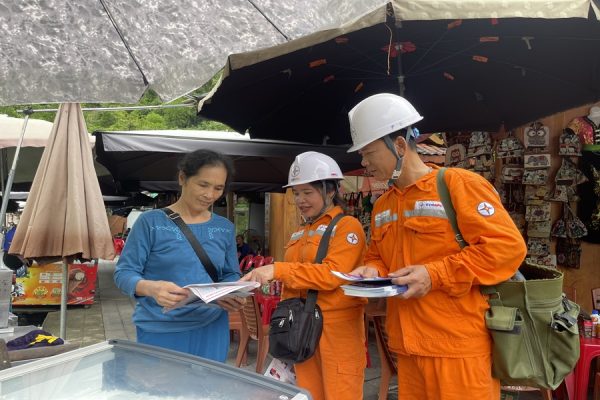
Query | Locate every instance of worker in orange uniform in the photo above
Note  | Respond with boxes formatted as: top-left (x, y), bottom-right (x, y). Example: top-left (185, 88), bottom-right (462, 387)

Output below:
top-left (346, 93), bottom-right (527, 400)
top-left (241, 151), bottom-right (367, 400)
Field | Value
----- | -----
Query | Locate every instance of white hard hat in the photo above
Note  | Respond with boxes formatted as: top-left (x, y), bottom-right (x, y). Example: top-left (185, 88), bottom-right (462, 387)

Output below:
top-left (347, 93), bottom-right (423, 152)
top-left (283, 151), bottom-right (344, 188)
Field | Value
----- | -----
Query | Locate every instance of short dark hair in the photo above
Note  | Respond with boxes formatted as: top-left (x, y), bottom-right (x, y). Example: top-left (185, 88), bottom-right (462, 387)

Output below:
top-left (177, 149), bottom-right (235, 194)
top-left (388, 128), bottom-right (417, 150)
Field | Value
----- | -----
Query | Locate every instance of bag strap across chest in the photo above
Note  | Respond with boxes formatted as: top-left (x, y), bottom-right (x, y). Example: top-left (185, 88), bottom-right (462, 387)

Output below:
top-left (436, 167), bottom-right (467, 248)
top-left (162, 207), bottom-right (219, 282)
top-left (305, 212), bottom-right (345, 308)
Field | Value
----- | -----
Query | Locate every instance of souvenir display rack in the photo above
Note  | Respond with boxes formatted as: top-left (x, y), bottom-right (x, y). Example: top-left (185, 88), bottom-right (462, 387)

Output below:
top-left (443, 117), bottom-right (593, 269)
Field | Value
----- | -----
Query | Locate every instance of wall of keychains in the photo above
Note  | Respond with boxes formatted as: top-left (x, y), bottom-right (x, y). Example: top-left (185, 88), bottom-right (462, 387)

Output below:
top-left (443, 107), bottom-right (600, 272)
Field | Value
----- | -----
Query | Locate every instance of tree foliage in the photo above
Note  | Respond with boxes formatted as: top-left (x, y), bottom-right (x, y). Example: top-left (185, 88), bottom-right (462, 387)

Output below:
top-left (0, 73), bottom-right (233, 133)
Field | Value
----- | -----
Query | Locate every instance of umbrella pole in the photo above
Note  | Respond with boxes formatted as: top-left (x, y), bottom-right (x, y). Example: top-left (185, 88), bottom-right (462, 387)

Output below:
top-left (0, 111), bottom-right (31, 252)
top-left (387, 7), bottom-right (405, 97)
top-left (60, 259), bottom-right (68, 339)
top-left (0, 150), bottom-right (5, 197)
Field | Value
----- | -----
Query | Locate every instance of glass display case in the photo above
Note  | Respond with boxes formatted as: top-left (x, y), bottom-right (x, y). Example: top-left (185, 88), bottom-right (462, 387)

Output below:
top-left (0, 339), bottom-right (311, 399)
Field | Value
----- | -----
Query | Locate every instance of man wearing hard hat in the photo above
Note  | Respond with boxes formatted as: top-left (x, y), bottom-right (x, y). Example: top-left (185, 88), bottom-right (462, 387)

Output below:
top-left (346, 93), bottom-right (526, 399)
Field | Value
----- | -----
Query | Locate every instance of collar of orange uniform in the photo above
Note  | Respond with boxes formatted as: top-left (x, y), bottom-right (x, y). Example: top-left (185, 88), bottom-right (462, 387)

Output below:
top-left (304, 205), bottom-right (343, 228)
top-left (390, 164), bottom-right (439, 193)
top-left (415, 164), bottom-right (440, 191)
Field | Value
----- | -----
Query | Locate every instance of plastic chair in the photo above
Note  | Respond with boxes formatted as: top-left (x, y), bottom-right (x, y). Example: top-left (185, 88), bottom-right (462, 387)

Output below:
top-left (239, 255), bottom-right (254, 274)
top-left (112, 238), bottom-right (125, 255)
top-left (591, 288), bottom-right (600, 400)
top-left (373, 315), bottom-right (397, 400)
top-left (236, 292), bottom-right (270, 374)
top-left (262, 256), bottom-right (274, 265)
top-left (574, 337), bottom-right (600, 400)
top-left (252, 255), bottom-right (265, 269)
top-left (228, 311), bottom-right (248, 365)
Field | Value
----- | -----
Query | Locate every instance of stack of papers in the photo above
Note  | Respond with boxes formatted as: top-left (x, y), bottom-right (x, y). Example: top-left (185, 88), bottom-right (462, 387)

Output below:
top-left (332, 271), bottom-right (408, 298)
top-left (163, 281), bottom-right (260, 312)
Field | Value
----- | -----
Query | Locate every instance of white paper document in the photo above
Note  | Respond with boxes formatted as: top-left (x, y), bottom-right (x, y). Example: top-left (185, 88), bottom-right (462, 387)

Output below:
top-left (163, 281), bottom-right (260, 312)
top-left (331, 271), bottom-right (394, 283)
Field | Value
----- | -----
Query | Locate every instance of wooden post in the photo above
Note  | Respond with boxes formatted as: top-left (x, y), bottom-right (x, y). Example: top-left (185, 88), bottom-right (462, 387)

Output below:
top-left (226, 192), bottom-right (235, 222)
top-left (268, 189), bottom-right (301, 261)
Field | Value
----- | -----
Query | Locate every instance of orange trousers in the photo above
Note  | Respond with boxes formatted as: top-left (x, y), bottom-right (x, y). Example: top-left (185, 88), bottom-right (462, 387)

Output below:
top-left (395, 352), bottom-right (500, 400)
top-left (294, 314), bottom-right (366, 400)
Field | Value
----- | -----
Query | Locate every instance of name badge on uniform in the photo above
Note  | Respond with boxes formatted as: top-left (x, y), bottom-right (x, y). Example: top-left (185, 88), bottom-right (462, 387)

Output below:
top-left (290, 230), bottom-right (305, 241)
top-left (315, 224), bottom-right (328, 235)
top-left (374, 209), bottom-right (392, 227)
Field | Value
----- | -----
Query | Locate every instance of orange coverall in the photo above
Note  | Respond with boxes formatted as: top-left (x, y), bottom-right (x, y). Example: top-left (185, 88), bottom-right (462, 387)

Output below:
top-left (273, 206), bottom-right (367, 400)
top-left (366, 166), bottom-right (527, 399)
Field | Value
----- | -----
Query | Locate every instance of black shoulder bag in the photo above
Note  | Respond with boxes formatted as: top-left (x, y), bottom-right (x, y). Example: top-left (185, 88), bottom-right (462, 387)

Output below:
top-left (268, 213), bottom-right (344, 363)
top-left (162, 208), bottom-right (219, 282)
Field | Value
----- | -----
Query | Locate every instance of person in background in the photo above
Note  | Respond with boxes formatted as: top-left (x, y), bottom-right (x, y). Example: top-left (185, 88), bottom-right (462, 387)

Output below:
top-left (241, 151), bottom-right (367, 400)
top-left (346, 93), bottom-right (527, 400)
top-left (3, 225), bottom-right (28, 275)
top-left (114, 149), bottom-right (244, 362)
top-left (236, 234), bottom-right (254, 262)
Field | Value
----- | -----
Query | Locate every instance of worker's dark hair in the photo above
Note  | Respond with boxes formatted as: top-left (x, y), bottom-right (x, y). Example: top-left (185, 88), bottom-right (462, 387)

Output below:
top-left (309, 180), bottom-right (347, 211)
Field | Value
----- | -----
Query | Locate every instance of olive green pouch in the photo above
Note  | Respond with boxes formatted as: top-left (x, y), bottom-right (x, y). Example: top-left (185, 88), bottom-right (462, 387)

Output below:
top-left (485, 306), bottom-right (519, 332)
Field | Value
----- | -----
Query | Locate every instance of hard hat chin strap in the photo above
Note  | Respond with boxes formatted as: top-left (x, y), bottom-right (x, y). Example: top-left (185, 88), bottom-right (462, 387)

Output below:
top-left (319, 181), bottom-right (331, 216)
top-left (383, 135), bottom-right (403, 186)
top-left (382, 127), bottom-right (418, 185)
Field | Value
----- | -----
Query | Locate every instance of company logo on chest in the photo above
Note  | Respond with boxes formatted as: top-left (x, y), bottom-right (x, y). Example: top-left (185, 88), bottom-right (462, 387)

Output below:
top-left (404, 200), bottom-right (448, 218)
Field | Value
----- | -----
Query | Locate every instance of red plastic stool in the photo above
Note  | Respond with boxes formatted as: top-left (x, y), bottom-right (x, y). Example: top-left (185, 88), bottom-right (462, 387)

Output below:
top-left (113, 238), bottom-right (124, 255)
top-left (574, 337), bottom-right (600, 400)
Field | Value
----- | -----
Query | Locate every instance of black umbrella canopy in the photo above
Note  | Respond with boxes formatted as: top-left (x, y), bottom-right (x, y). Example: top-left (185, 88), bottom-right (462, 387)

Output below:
top-left (93, 130), bottom-right (362, 193)
top-left (199, 11), bottom-right (600, 145)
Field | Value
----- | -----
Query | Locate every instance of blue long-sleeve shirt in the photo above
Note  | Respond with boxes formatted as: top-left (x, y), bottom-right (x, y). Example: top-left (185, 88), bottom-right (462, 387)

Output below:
top-left (114, 209), bottom-right (241, 333)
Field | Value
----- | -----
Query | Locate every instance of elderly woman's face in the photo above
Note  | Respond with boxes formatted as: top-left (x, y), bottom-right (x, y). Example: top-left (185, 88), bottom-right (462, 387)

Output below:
top-left (179, 164), bottom-right (227, 213)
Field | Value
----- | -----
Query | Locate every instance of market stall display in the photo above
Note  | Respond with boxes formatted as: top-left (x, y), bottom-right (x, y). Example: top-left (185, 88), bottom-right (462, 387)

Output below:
top-left (11, 262), bottom-right (98, 307)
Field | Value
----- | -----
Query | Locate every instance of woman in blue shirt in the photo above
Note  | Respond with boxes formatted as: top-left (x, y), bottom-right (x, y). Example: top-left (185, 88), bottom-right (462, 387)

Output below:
top-left (114, 150), bottom-right (244, 362)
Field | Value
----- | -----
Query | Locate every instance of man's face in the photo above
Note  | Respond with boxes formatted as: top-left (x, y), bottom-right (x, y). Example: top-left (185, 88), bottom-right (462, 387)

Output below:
top-left (358, 139), bottom-right (398, 182)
